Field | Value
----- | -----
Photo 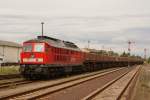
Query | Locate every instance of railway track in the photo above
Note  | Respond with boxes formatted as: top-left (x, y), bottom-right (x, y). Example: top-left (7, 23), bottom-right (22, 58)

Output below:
top-left (0, 68), bottom-right (117, 90)
top-left (0, 74), bottom-right (21, 80)
top-left (0, 78), bottom-right (32, 89)
top-left (0, 67), bottom-right (132, 100)
top-left (82, 65), bottom-right (141, 100)
top-left (37, 67), bottom-right (133, 100)
top-left (0, 67), bottom-right (122, 100)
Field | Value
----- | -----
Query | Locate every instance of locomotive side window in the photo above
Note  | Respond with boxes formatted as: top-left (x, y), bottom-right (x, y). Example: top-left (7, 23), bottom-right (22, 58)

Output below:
top-left (23, 44), bottom-right (32, 52)
top-left (34, 43), bottom-right (44, 52)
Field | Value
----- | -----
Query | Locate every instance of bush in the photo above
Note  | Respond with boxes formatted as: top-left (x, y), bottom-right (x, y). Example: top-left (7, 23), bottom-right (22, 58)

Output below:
top-left (0, 66), bottom-right (20, 75)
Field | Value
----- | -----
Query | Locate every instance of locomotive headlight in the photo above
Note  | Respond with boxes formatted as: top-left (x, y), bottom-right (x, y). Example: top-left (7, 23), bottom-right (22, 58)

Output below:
top-left (37, 58), bottom-right (43, 62)
top-left (23, 58), bottom-right (43, 62)
top-left (23, 58), bottom-right (28, 62)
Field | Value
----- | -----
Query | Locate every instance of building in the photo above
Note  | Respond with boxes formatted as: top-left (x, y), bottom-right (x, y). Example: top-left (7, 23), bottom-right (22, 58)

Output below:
top-left (0, 40), bottom-right (22, 64)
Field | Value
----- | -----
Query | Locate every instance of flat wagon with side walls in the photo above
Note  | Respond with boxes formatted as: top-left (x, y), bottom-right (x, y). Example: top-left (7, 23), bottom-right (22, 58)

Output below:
top-left (20, 36), bottom-right (143, 79)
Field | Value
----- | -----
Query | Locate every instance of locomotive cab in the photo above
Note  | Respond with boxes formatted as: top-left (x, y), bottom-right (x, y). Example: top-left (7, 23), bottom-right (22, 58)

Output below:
top-left (20, 41), bottom-right (50, 79)
top-left (20, 36), bottom-right (83, 79)
top-left (20, 36), bottom-right (60, 79)
top-left (21, 42), bottom-right (46, 64)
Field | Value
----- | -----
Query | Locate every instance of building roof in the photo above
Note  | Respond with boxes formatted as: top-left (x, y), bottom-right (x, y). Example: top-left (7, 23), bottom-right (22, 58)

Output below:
top-left (0, 40), bottom-right (22, 48)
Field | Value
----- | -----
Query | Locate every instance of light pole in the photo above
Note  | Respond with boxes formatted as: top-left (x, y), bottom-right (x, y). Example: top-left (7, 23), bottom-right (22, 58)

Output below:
top-left (88, 40), bottom-right (90, 49)
top-left (41, 22), bottom-right (44, 37)
top-left (127, 40), bottom-right (135, 67)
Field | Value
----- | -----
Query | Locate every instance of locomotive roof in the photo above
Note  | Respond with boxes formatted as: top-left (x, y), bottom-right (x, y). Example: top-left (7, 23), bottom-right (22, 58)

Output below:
top-left (25, 36), bottom-right (81, 51)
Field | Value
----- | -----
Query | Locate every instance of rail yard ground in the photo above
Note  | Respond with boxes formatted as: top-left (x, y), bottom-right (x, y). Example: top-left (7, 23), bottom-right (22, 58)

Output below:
top-left (133, 64), bottom-right (150, 100)
top-left (0, 65), bottom-right (142, 100)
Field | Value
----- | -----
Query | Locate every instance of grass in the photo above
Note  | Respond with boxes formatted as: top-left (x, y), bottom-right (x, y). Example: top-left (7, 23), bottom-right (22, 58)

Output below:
top-left (0, 66), bottom-right (20, 75)
top-left (133, 64), bottom-right (150, 100)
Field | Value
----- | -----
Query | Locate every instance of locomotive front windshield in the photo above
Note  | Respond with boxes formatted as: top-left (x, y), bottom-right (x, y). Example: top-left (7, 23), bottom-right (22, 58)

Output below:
top-left (23, 43), bottom-right (44, 52)
top-left (34, 43), bottom-right (44, 52)
top-left (23, 44), bottom-right (32, 52)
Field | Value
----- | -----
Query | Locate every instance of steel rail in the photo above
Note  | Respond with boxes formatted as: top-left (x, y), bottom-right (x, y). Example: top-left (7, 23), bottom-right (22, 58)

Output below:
top-left (82, 66), bottom-right (140, 100)
top-left (0, 67), bottom-right (119, 100)
top-left (0, 80), bottom-right (32, 89)
top-left (116, 66), bottom-right (141, 100)
top-left (0, 74), bottom-right (21, 80)
top-left (10, 67), bottom-right (127, 100)
top-left (0, 78), bottom-right (27, 85)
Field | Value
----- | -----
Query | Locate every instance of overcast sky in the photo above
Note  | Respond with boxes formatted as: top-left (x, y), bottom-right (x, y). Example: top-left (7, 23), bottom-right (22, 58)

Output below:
top-left (0, 0), bottom-right (150, 57)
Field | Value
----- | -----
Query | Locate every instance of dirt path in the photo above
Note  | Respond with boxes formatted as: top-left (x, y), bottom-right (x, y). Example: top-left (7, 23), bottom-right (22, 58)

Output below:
top-left (133, 64), bottom-right (150, 100)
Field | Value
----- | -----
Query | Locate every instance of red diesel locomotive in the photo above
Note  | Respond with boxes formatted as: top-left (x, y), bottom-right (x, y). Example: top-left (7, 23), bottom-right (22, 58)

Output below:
top-left (20, 36), bottom-right (143, 79)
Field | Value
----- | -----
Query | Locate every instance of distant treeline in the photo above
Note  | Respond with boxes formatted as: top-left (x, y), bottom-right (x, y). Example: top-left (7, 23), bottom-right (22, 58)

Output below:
top-left (146, 57), bottom-right (150, 63)
top-left (86, 48), bottom-right (142, 59)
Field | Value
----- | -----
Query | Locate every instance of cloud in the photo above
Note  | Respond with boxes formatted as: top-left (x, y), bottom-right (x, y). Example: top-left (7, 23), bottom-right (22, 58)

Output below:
top-left (0, 0), bottom-right (150, 57)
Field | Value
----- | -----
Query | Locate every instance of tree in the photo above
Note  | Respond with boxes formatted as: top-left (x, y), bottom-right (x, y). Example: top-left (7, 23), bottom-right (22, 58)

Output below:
top-left (120, 51), bottom-right (130, 57)
top-left (147, 57), bottom-right (150, 63)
